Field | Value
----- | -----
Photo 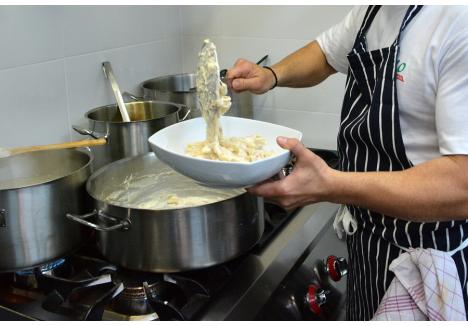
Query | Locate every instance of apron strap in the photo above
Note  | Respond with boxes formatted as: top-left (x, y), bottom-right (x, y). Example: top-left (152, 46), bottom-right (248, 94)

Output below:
top-left (334, 206), bottom-right (468, 256)
top-left (357, 5), bottom-right (381, 39)
top-left (352, 5), bottom-right (424, 53)
top-left (392, 5), bottom-right (424, 47)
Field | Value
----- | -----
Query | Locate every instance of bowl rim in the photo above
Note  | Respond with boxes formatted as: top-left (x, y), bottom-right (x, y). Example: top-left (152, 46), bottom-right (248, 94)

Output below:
top-left (148, 116), bottom-right (303, 166)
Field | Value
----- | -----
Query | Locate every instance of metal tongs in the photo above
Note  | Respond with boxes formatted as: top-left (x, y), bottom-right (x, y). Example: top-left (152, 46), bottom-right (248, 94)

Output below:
top-left (220, 54), bottom-right (269, 83)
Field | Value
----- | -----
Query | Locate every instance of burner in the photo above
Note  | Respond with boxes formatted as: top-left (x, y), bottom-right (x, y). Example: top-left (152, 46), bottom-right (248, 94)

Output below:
top-left (109, 269), bottom-right (187, 320)
top-left (15, 259), bottom-right (66, 276)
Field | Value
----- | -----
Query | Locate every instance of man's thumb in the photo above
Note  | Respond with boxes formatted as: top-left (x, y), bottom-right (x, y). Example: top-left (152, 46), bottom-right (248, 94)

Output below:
top-left (277, 137), bottom-right (306, 157)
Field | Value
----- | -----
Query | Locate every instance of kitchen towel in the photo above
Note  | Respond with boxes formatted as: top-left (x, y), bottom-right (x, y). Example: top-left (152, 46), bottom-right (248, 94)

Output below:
top-left (372, 247), bottom-right (466, 321)
top-left (333, 205), bottom-right (357, 239)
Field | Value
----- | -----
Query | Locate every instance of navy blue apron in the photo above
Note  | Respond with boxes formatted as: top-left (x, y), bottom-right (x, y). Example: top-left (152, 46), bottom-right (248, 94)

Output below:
top-left (337, 5), bottom-right (468, 320)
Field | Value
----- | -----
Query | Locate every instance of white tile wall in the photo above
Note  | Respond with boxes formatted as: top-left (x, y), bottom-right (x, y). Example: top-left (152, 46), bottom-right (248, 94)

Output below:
top-left (0, 6), bottom-right (182, 148)
top-left (61, 6), bottom-right (176, 57)
top-left (0, 61), bottom-right (70, 148)
top-left (0, 5), bottom-right (351, 150)
top-left (0, 6), bottom-right (64, 70)
top-left (65, 39), bottom-right (182, 130)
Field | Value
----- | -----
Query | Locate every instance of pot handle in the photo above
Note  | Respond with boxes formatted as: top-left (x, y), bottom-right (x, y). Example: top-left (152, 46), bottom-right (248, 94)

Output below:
top-left (122, 91), bottom-right (144, 102)
top-left (177, 104), bottom-right (191, 121)
top-left (66, 209), bottom-right (131, 232)
top-left (72, 125), bottom-right (104, 140)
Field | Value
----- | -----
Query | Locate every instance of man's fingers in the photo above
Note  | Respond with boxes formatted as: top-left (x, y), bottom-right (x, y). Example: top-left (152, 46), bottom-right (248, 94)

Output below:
top-left (226, 59), bottom-right (253, 80)
top-left (247, 179), bottom-right (286, 198)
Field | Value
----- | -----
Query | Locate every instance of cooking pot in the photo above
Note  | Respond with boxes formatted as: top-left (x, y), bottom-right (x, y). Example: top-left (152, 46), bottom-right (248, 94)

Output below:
top-left (0, 149), bottom-right (91, 272)
top-left (65, 153), bottom-right (264, 272)
top-left (135, 73), bottom-right (253, 119)
top-left (73, 100), bottom-right (189, 170)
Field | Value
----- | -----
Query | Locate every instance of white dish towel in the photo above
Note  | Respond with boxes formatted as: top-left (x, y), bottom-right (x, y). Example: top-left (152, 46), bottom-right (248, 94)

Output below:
top-left (372, 247), bottom-right (466, 321)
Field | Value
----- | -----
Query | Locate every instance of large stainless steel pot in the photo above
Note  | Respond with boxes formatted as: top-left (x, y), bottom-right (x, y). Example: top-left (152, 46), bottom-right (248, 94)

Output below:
top-left (73, 100), bottom-right (189, 170)
top-left (0, 149), bottom-right (91, 272)
top-left (66, 153), bottom-right (264, 272)
top-left (138, 73), bottom-right (253, 119)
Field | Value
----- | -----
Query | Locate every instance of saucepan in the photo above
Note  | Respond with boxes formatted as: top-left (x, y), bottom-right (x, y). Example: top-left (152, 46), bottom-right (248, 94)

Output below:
top-left (73, 100), bottom-right (190, 170)
top-left (65, 153), bottom-right (264, 272)
top-left (124, 55), bottom-right (269, 119)
top-left (0, 149), bottom-right (92, 272)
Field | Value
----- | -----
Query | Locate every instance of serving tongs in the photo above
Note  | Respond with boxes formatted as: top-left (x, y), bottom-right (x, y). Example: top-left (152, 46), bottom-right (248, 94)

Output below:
top-left (219, 54), bottom-right (269, 82)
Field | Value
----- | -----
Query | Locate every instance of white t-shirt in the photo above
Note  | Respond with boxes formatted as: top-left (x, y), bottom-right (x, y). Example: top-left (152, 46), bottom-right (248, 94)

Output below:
top-left (316, 5), bottom-right (468, 165)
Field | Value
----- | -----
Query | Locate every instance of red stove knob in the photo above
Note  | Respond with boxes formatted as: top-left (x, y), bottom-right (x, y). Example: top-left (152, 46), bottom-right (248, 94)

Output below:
top-left (325, 255), bottom-right (348, 282)
top-left (306, 284), bottom-right (330, 315)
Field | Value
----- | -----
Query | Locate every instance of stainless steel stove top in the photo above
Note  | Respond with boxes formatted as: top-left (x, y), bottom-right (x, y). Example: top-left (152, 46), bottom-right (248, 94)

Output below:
top-left (0, 149), bottom-right (347, 321)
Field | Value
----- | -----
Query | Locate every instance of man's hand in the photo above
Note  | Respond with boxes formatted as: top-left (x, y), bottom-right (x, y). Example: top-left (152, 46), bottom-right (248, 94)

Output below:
top-left (247, 137), bottom-right (335, 210)
top-left (248, 137), bottom-right (468, 221)
top-left (226, 59), bottom-right (276, 94)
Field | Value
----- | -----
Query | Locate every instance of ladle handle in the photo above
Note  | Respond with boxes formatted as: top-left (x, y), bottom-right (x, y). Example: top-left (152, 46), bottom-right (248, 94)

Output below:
top-left (102, 61), bottom-right (131, 122)
top-left (9, 138), bottom-right (107, 156)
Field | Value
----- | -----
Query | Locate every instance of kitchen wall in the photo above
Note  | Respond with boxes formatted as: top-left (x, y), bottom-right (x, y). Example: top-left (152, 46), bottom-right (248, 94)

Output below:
top-left (0, 6), bottom-right (182, 148)
top-left (180, 5), bottom-right (352, 149)
top-left (0, 5), bottom-right (351, 150)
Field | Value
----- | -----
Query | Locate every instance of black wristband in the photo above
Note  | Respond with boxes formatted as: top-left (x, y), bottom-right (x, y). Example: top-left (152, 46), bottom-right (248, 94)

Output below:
top-left (263, 66), bottom-right (278, 90)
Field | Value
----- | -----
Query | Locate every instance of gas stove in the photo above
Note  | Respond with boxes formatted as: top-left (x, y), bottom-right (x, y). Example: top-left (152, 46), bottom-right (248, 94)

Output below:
top-left (0, 149), bottom-right (347, 321)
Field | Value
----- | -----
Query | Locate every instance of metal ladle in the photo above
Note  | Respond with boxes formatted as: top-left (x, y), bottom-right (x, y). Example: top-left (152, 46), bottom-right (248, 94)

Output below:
top-left (102, 61), bottom-right (131, 122)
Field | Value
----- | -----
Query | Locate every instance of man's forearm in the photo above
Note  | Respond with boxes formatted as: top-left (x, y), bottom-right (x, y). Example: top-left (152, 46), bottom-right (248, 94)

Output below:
top-left (326, 155), bottom-right (468, 222)
top-left (272, 40), bottom-right (336, 88)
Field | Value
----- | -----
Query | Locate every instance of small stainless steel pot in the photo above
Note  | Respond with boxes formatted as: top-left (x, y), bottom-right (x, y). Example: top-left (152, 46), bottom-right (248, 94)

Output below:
top-left (137, 73), bottom-right (253, 119)
top-left (0, 149), bottom-right (91, 272)
top-left (66, 153), bottom-right (264, 273)
top-left (73, 100), bottom-right (189, 170)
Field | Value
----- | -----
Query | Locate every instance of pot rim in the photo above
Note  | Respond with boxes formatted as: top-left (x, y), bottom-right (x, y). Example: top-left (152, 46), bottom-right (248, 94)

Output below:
top-left (140, 73), bottom-right (197, 94)
top-left (85, 153), bottom-right (249, 213)
top-left (0, 149), bottom-right (93, 191)
top-left (85, 100), bottom-right (183, 125)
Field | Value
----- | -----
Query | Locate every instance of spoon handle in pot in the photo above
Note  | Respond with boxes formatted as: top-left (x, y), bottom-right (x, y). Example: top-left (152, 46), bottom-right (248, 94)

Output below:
top-left (8, 138), bottom-right (107, 156)
top-left (102, 61), bottom-right (131, 122)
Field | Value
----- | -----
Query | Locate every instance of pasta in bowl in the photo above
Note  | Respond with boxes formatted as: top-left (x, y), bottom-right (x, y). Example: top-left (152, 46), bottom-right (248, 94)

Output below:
top-left (148, 116), bottom-right (302, 188)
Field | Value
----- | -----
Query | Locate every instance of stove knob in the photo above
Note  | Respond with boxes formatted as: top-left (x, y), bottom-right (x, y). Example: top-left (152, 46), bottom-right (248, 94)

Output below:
top-left (325, 255), bottom-right (348, 282)
top-left (305, 284), bottom-right (330, 315)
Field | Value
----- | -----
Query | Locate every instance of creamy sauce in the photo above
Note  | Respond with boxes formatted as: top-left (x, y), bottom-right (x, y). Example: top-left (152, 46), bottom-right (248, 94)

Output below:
top-left (186, 39), bottom-right (274, 162)
top-left (103, 164), bottom-right (245, 210)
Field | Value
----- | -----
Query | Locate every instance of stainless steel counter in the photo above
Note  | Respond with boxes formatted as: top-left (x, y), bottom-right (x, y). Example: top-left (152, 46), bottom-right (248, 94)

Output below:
top-left (199, 201), bottom-right (340, 320)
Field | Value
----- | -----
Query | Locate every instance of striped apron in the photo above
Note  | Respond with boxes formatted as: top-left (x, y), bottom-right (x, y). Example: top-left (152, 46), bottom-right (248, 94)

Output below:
top-left (337, 5), bottom-right (468, 320)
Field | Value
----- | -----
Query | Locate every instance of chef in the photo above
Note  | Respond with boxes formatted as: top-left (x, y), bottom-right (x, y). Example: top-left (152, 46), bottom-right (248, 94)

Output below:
top-left (226, 5), bottom-right (468, 320)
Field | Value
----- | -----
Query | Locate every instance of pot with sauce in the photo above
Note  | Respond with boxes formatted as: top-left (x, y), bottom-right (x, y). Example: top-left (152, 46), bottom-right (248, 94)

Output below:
top-left (65, 153), bottom-right (264, 272)
top-left (73, 100), bottom-right (189, 170)
top-left (0, 149), bottom-right (91, 272)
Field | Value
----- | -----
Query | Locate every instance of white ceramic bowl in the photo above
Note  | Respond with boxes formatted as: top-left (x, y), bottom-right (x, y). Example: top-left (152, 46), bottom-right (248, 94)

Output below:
top-left (148, 116), bottom-right (302, 188)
